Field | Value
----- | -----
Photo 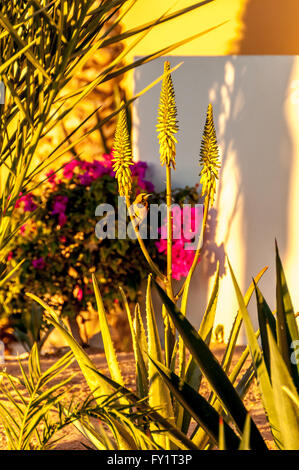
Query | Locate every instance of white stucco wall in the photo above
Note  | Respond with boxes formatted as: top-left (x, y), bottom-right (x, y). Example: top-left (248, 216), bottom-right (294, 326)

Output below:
top-left (132, 56), bottom-right (299, 343)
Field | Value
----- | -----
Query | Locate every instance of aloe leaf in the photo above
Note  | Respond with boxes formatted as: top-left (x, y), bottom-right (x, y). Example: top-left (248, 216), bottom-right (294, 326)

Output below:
top-left (235, 365), bottom-right (255, 399)
top-left (92, 274), bottom-right (124, 386)
top-left (146, 275), bottom-right (174, 448)
top-left (149, 357), bottom-right (240, 450)
top-left (192, 353), bottom-right (257, 449)
top-left (134, 303), bottom-right (148, 369)
top-left (268, 324), bottom-right (299, 449)
top-left (238, 414), bottom-right (251, 450)
top-left (255, 283), bottom-right (277, 376)
top-left (218, 417), bottom-right (226, 450)
top-left (154, 280), bottom-right (267, 451)
top-left (192, 271), bottom-right (267, 447)
top-left (120, 288), bottom-right (148, 398)
top-left (275, 241), bottom-right (299, 389)
top-left (179, 264), bottom-right (219, 434)
top-left (227, 259), bottom-right (281, 449)
top-left (222, 266), bottom-right (268, 374)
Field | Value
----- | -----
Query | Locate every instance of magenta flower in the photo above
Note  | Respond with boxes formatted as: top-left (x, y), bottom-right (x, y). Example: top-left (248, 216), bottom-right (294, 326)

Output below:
top-left (73, 285), bottom-right (83, 301)
top-left (58, 212), bottom-right (67, 226)
top-left (46, 169), bottom-right (59, 188)
top-left (78, 172), bottom-right (93, 186)
top-left (137, 179), bottom-right (155, 194)
top-left (32, 257), bottom-right (46, 270)
top-left (7, 251), bottom-right (13, 261)
top-left (63, 160), bottom-right (80, 179)
top-left (20, 224), bottom-right (27, 235)
top-left (132, 161), bottom-right (147, 179)
top-left (52, 195), bottom-right (68, 226)
top-left (101, 152), bottom-right (114, 168)
top-left (16, 193), bottom-right (37, 212)
top-left (77, 160), bottom-right (111, 185)
top-left (155, 206), bottom-right (201, 281)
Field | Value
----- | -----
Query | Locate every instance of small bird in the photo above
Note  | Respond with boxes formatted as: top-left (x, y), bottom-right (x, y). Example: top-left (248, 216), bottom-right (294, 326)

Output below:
top-left (130, 193), bottom-right (151, 225)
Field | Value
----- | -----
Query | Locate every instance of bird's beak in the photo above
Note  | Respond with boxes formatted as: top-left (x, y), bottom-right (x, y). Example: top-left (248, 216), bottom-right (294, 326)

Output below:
top-left (144, 193), bottom-right (152, 200)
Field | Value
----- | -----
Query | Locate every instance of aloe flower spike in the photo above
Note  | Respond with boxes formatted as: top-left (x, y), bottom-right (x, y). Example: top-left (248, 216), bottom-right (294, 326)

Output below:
top-left (199, 103), bottom-right (221, 206)
top-left (112, 102), bottom-right (134, 197)
top-left (156, 61), bottom-right (178, 169)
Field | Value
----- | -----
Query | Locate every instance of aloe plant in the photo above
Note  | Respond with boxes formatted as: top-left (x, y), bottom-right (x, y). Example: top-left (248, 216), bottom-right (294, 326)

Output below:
top-left (22, 60), bottom-right (274, 450)
top-left (229, 242), bottom-right (299, 450)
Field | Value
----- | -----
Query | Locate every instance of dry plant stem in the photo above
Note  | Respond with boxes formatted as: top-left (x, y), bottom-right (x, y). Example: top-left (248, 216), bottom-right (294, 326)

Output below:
top-left (125, 196), bottom-right (165, 282)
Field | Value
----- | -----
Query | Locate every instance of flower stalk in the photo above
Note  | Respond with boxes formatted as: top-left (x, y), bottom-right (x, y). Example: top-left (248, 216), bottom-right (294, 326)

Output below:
top-left (157, 61), bottom-right (179, 365)
top-left (113, 102), bottom-right (165, 282)
top-left (177, 104), bottom-right (220, 379)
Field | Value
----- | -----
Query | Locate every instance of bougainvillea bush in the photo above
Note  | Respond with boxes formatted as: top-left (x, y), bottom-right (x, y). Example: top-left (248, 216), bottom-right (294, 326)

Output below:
top-left (0, 153), bottom-right (200, 348)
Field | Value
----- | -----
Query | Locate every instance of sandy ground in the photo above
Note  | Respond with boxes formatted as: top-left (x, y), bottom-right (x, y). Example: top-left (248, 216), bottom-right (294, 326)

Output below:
top-left (0, 345), bottom-right (275, 450)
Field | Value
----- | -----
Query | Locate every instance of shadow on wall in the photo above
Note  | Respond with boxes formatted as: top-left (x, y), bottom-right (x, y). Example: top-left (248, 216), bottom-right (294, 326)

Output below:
top-left (231, 0), bottom-right (299, 54)
top-left (202, 208), bottom-right (226, 279)
top-left (215, 56), bottom-right (295, 333)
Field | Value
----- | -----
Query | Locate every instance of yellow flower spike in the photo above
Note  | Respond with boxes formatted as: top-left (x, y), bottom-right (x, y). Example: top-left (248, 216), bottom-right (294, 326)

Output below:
top-left (199, 103), bottom-right (221, 206)
top-left (112, 103), bottom-right (134, 197)
top-left (156, 61), bottom-right (178, 169)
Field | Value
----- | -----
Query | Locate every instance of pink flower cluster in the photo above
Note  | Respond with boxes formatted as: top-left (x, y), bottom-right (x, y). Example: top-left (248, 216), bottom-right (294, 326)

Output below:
top-left (62, 156), bottom-right (114, 184)
top-left (52, 195), bottom-right (68, 226)
top-left (156, 206), bottom-right (201, 280)
top-left (131, 161), bottom-right (155, 194)
top-left (73, 285), bottom-right (83, 301)
top-left (46, 154), bottom-right (155, 193)
top-left (32, 257), bottom-right (46, 270)
top-left (15, 193), bottom-right (37, 212)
